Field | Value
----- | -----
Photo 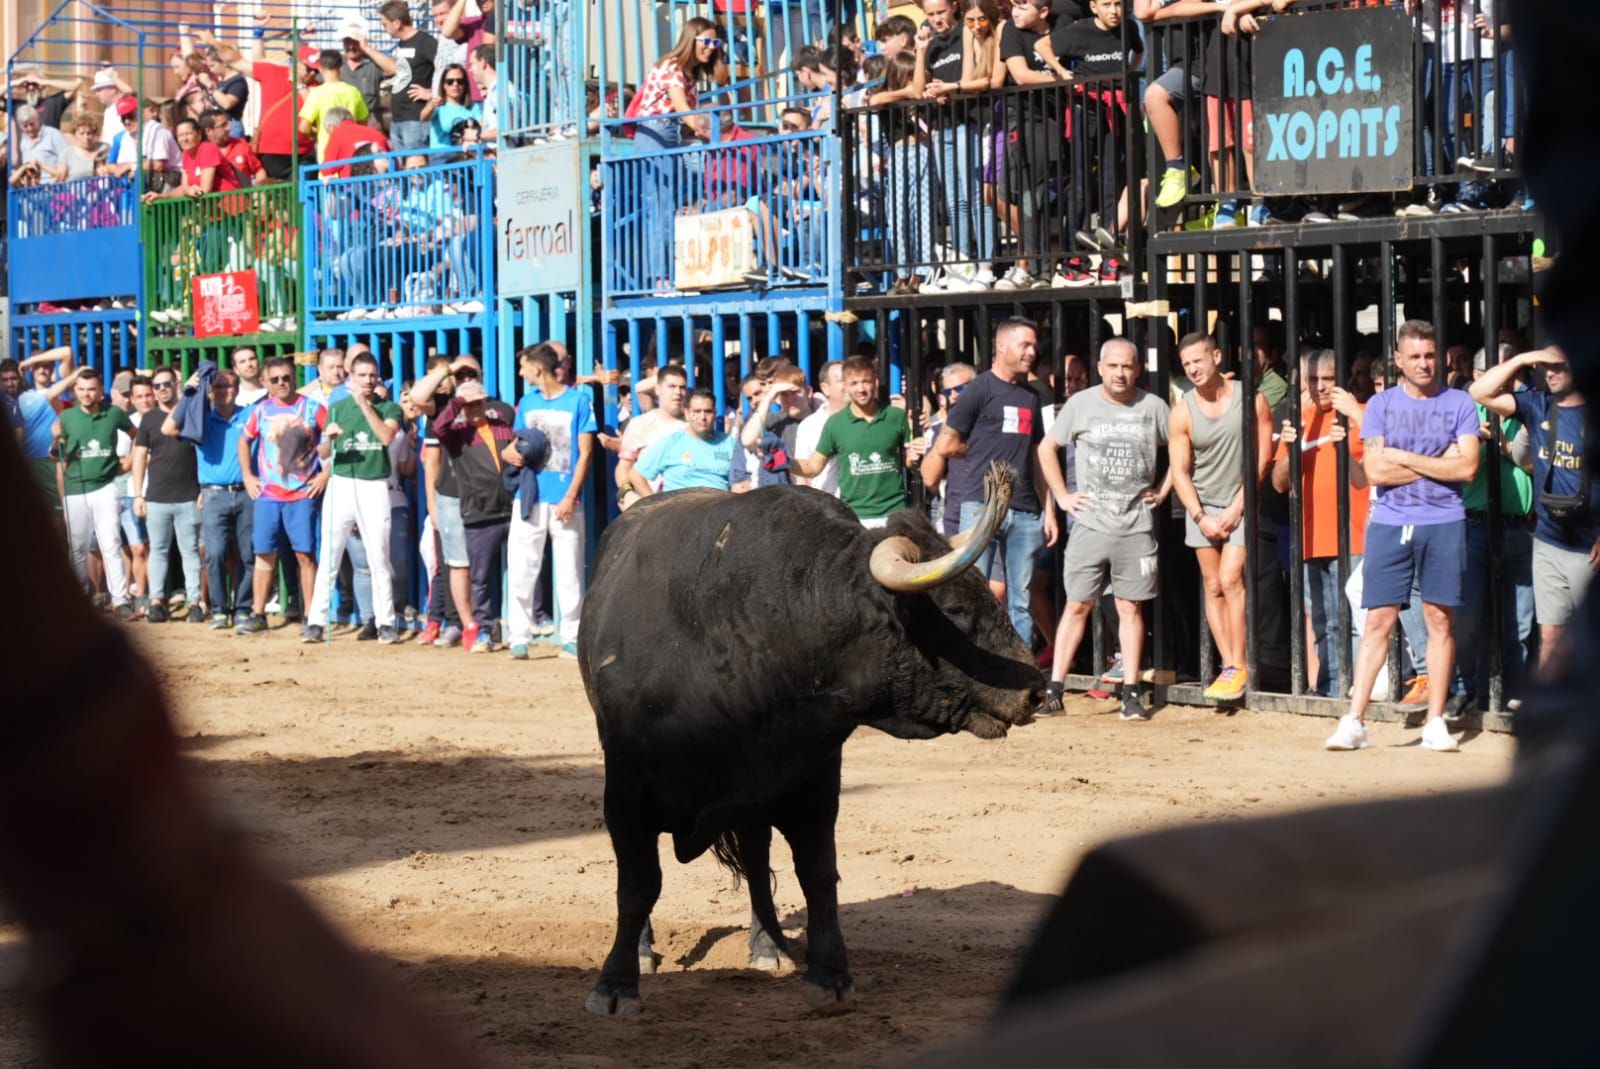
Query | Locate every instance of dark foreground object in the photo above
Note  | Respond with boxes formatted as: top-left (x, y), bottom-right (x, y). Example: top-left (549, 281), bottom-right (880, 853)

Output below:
top-left (577, 469), bottom-right (1044, 1014)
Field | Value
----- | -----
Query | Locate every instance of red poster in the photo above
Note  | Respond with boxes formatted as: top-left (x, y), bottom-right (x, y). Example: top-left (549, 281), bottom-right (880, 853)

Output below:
top-left (191, 270), bottom-right (261, 338)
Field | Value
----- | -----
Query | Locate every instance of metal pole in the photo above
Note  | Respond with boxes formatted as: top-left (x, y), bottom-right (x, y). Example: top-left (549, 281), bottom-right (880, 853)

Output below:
top-left (1239, 252), bottom-right (1260, 690)
top-left (1333, 243), bottom-right (1355, 701)
top-left (1482, 232), bottom-right (1505, 713)
top-left (1285, 246), bottom-right (1306, 696)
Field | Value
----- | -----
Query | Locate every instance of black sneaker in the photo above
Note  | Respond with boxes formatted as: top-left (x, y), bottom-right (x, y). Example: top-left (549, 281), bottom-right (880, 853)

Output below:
top-left (236, 613), bottom-right (268, 635)
top-left (377, 625), bottom-right (399, 644)
top-left (186, 604), bottom-right (206, 624)
top-left (1042, 681), bottom-right (1065, 716)
top-left (113, 601), bottom-right (135, 621)
top-left (300, 624), bottom-right (324, 644)
top-left (356, 621), bottom-right (379, 641)
top-left (1120, 693), bottom-right (1152, 721)
top-left (147, 601), bottom-right (169, 624)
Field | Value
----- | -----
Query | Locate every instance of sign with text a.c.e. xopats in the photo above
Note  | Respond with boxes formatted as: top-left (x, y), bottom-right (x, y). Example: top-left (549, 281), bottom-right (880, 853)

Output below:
top-left (1251, 5), bottom-right (1414, 196)
top-left (498, 141), bottom-right (582, 296)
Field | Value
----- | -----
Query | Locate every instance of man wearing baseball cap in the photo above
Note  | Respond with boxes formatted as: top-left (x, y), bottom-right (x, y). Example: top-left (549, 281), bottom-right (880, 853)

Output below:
top-left (104, 94), bottom-right (181, 180)
top-left (430, 378), bottom-right (515, 654)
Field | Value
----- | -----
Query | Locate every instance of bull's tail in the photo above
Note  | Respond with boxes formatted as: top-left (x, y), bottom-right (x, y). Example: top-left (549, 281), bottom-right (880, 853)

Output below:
top-left (708, 828), bottom-right (779, 895)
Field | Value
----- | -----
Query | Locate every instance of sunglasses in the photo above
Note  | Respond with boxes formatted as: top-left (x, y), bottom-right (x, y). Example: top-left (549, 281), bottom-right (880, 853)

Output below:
top-left (942, 384), bottom-right (966, 398)
top-left (695, 36), bottom-right (723, 48)
top-left (153, 380), bottom-right (176, 389)
top-left (267, 374), bottom-right (293, 385)
top-left (964, 15), bottom-right (991, 24)
top-left (453, 368), bottom-right (480, 381)
top-left (443, 77), bottom-right (466, 85)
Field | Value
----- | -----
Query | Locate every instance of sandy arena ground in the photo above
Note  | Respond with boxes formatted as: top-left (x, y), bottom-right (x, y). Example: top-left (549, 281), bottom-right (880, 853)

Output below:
top-left (1, 625), bottom-right (1515, 1066)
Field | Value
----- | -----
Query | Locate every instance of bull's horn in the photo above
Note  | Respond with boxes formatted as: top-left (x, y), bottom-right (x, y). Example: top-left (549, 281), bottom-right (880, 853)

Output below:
top-left (869, 463), bottom-right (1015, 592)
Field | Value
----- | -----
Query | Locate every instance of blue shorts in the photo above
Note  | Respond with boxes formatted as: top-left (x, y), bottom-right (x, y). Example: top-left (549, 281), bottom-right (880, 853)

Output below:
top-left (1362, 521), bottom-right (1465, 609)
top-left (120, 496), bottom-right (148, 546)
top-left (252, 496), bottom-right (319, 556)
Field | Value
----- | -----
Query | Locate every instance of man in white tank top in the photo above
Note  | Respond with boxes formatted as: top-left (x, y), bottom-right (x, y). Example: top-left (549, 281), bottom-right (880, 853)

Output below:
top-left (1169, 332), bottom-right (1273, 704)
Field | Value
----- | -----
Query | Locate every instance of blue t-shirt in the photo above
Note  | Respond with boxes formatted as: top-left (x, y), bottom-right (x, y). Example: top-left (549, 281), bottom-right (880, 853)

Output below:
top-left (430, 101), bottom-right (481, 148)
top-left (1, 391), bottom-right (18, 432)
top-left (1514, 390), bottom-right (1597, 549)
top-left (637, 428), bottom-right (736, 492)
top-left (1364, 384), bottom-right (1479, 527)
top-left (197, 404), bottom-right (251, 486)
top-left (514, 386), bottom-right (598, 502)
top-left (17, 389), bottom-right (61, 460)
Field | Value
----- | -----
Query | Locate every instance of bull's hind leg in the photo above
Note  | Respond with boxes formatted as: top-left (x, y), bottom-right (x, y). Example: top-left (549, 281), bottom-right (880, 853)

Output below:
top-left (733, 823), bottom-right (795, 973)
top-left (585, 805), bottom-right (661, 1017)
top-left (774, 757), bottom-right (853, 1011)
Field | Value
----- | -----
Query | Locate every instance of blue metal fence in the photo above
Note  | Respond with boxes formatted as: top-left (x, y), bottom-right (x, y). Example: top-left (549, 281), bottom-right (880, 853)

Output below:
top-left (301, 148), bottom-right (497, 325)
top-left (9, 309), bottom-right (140, 377)
top-left (6, 178), bottom-right (141, 305)
top-left (601, 93), bottom-right (837, 299)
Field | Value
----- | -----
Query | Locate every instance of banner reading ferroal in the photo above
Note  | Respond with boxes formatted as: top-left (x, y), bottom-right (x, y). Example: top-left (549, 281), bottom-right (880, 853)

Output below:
top-left (1252, 5), bottom-right (1415, 196)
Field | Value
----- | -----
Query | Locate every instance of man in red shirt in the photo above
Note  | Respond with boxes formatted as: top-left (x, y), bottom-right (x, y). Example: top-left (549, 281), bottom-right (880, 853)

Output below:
top-left (318, 108), bottom-right (391, 179)
top-left (198, 28), bottom-right (317, 181)
top-left (203, 108), bottom-right (262, 185)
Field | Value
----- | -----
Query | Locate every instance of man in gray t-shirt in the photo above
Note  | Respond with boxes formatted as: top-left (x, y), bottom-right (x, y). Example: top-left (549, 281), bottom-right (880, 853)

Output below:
top-left (1036, 338), bottom-right (1172, 720)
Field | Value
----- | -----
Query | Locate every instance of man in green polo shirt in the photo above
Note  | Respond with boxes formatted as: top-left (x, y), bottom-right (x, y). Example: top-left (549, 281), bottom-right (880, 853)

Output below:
top-left (53, 367), bottom-right (136, 618)
top-left (794, 355), bottom-right (924, 527)
top-left (306, 352), bottom-right (403, 644)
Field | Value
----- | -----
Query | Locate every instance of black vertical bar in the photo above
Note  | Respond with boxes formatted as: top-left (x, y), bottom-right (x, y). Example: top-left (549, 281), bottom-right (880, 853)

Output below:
top-left (1239, 253), bottom-right (1260, 689)
top-left (1482, 232), bottom-right (1504, 713)
top-left (1382, 242), bottom-right (1403, 702)
top-left (1285, 246), bottom-right (1306, 697)
top-left (1334, 243), bottom-right (1355, 700)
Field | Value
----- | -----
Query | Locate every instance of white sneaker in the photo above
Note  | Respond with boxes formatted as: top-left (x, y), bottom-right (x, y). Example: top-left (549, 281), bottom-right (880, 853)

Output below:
top-left (994, 266), bottom-right (1034, 291)
top-left (1324, 714), bottom-right (1370, 751)
top-left (1420, 717), bottom-right (1460, 752)
top-left (457, 300), bottom-right (485, 314)
top-left (972, 267), bottom-right (997, 289)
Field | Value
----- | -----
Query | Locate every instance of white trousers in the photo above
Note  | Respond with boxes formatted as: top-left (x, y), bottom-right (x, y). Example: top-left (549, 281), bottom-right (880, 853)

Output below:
top-left (507, 501), bottom-right (585, 646)
top-left (66, 482), bottom-right (128, 604)
top-left (308, 474), bottom-right (394, 628)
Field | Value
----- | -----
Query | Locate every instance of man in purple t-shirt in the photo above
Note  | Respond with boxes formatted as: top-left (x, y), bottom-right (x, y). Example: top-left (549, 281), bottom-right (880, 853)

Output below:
top-left (1326, 321), bottom-right (1480, 754)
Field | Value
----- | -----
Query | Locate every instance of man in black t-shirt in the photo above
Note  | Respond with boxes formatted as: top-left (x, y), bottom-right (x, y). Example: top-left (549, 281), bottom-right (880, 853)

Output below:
top-left (921, 318), bottom-right (1060, 647)
top-left (131, 367), bottom-right (203, 624)
top-left (362, 0), bottom-right (439, 151)
top-left (995, 0), bottom-right (1062, 291)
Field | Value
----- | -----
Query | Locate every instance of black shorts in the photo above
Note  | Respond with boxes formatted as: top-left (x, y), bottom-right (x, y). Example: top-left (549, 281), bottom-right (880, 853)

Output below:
top-left (259, 153), bottom-right (294, 181)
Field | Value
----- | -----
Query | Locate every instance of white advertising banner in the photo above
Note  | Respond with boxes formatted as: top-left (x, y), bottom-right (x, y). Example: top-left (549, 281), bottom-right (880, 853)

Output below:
top-left (498, 141), bottom-right (583, 296)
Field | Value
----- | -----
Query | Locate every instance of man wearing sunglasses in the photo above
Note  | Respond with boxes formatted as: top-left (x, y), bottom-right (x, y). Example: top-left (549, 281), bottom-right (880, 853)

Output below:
top-left (237, 357), bottom-right (328, 637)
top-left (133, 367), bottom-right (204, 624)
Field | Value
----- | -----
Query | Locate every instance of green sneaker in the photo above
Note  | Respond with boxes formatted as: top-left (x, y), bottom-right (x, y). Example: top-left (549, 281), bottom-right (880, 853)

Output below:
top-left (1156, 166), bottom-right (1197, 209)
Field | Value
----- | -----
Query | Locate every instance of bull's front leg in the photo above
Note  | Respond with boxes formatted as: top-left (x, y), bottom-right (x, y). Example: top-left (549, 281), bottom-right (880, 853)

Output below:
top-left (775, 756), bottom-right (853, 1011)
top-left (585, 791), bottom-right (662, 1017)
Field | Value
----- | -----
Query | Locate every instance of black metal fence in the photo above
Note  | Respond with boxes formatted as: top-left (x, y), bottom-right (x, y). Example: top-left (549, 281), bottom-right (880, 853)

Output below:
top-left (840, 74), bottom-right (1139, 294)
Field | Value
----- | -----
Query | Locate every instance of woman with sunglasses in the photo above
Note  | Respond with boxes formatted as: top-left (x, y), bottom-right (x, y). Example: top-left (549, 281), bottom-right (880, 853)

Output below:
top-left (624, 17), bottom-right (730, 292)
top-left (422, 63), bottom-right (481, 149)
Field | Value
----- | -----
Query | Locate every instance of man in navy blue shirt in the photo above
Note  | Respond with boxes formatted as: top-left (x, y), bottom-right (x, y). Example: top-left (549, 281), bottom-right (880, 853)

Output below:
top-left (1472, 346), bottom-right (1597, 671)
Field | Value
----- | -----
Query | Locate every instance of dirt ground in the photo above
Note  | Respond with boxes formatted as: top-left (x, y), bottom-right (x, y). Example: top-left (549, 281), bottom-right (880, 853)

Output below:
top-left (0, 626), bottom-right (1515, 1067)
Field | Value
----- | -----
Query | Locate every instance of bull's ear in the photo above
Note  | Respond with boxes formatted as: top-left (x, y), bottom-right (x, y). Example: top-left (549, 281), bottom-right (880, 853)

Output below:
top-left (869, 463), bottom-right (1013, 592)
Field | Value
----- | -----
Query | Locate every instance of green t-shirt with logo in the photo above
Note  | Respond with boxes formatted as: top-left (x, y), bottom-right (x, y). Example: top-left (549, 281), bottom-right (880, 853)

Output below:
top-left (327, 397), bottom-right (403, 480)
top-left (57, 404), bottom-right (134, 494)
top-left (1462, 402), bottom-right (1533, 516)
top-left (814, 404), bottom-right (912, 519)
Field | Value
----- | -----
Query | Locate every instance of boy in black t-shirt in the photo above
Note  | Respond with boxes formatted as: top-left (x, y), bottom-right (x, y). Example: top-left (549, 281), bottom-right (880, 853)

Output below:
top-left (995, 0), bottom-right (1060, 291)
top-left (361, 0), bottom-right (438, 151)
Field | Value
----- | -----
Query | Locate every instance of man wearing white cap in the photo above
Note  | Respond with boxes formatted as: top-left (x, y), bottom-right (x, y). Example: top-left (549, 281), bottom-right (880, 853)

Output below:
top-left (91, 67), bottom-right (132, 147)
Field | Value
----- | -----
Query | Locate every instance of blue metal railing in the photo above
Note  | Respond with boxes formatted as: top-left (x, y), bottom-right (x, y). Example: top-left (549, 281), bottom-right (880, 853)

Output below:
top-left (7, 176), bottom-right (137, 239)
top-left (7, 176), bottom-right (141, 306)
top-left (301, 147), bottom-right (496, 321)
top-left (600, 91), bottom-right (835, 298)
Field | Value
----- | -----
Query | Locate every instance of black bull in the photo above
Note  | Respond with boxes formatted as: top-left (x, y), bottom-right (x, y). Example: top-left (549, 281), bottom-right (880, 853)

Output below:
top-left (577, 467), bottom-right (1045, 1014)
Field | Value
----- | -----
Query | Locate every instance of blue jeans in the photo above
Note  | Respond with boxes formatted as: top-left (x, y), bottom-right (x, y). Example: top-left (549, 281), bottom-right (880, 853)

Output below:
top-left (887, 140), bottom-right (934, 282)
top-left (935, 124), bottom-right (993, 264)
top-left (1305, 555), bottom-right (1360, 697)
top-left (636, 120), bottom-right (682, 291)
top-left (960, 502), bottom-right (1044, 647)
top-left (390, 120), bottom-right (431, 151)
top-left (343, 531), bottom-right (376, 625)
top-left (201, 487), bottom-right (253, 616)
top-left (1454, 515), bottom-right (1533, 700)
top-left (146, 500), bottom-right (202, 604)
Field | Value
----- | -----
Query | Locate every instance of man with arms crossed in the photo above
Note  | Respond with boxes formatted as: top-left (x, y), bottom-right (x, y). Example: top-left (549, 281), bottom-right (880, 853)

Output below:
top-left (1036, 338), bottom-right (1170, 721)
top-left (1169, 332), bottom-right (1272, 703)
top-left (1326, 321), bottom-right (1479, 752)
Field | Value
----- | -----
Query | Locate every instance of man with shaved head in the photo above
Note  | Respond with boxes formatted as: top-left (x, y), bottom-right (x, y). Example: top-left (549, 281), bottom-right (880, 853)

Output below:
top-left (1037, 337), bottom-right (1172, 721)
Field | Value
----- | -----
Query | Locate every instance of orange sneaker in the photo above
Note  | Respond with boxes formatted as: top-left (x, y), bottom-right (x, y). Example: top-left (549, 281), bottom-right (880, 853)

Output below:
top-left (1398, 675), bottom-right (1429, 709)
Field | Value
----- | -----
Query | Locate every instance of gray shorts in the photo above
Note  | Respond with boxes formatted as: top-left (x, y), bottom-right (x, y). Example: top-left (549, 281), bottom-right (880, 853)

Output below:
top-left (1184, 504), bottom-right (1246, 549)
top-left (1064, 527), bottom-right (1159, 602)
top-left (434, 494), bottom-right (470, 568)
top-left (1152, 63), bottom-right (1203, 103)
top-left (1533, 538), bottom-right (1594, 627)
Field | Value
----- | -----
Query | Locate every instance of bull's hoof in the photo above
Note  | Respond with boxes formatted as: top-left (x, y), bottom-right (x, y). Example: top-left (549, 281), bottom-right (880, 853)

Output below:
top-left (800, 980), bottom-right (855, 1014)
top-left (584, 988), bottom-right (643, 1017)
top-left (748, 949), bottom-right (796, 975)
top-left (638, 951), bottom-right (660, 976)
